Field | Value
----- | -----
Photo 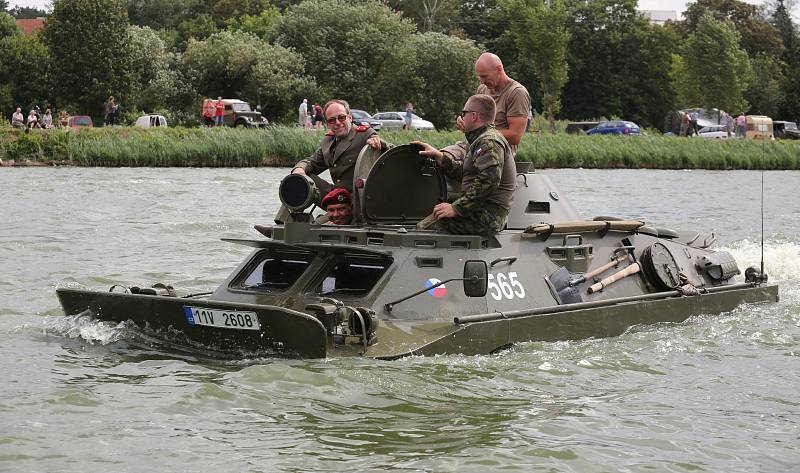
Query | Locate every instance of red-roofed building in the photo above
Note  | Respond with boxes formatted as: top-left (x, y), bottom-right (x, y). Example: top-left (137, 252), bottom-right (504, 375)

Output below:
top-left (15, 18), bottom-right (45, 36)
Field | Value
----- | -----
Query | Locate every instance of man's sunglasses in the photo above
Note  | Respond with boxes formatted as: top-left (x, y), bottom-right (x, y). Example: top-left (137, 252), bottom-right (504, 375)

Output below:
top-left (326, 114), bottom-right (349, 125)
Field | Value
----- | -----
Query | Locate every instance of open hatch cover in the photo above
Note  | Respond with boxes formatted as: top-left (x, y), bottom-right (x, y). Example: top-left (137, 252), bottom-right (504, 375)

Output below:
top-left (362, 144), bottom-right (446, 225)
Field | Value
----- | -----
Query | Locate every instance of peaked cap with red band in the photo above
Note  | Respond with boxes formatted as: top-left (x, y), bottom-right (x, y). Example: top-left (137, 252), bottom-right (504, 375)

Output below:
top-left (321, 188), bottom-right (352, 209)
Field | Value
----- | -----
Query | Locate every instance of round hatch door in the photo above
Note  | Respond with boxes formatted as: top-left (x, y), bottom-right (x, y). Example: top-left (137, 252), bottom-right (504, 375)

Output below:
top-left (362, 144), bottom-right (446, 224)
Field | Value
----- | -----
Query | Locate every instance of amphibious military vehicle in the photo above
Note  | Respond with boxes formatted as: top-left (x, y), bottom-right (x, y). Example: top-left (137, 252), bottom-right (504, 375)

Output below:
top-left (57, 145), bottom-right (778, 359)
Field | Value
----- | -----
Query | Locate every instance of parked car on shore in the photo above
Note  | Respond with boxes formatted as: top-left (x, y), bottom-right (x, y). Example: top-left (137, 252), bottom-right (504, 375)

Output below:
top-left (566, 121), bottom-right (600, 134)
top-left (696, 125), bottom-right (731, 139)
top-left (67, 116), bottom-right (93, 128)
top-left (209, 99), bottom-right (268, 128)
top-left (350, 109), bottom-right (382, 131)
top-left (745, 115), bottom-right (773, 140)
top-left (372, 111), bottom-right (435, 131)
top-left (135, 114), bottom-right (167, 128)
top-left (586, 120), bottom-right (641, 135)
top-left (773, 120), bottom-right (800, 139)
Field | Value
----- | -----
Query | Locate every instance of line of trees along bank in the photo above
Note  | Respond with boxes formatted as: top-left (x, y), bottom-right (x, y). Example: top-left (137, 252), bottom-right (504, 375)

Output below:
top-left (1, 0), bottom-right (799, 130)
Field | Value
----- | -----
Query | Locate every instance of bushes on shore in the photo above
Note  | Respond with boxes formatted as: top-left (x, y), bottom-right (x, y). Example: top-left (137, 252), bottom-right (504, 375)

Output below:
top-left (1, 125), bottom-right (798, 170)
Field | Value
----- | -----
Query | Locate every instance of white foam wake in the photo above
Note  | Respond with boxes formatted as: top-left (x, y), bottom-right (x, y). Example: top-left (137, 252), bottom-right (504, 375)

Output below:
top-left (720, 239), bottom-right (800, 283)
top-left (43, 313), bottom-right (126, 345)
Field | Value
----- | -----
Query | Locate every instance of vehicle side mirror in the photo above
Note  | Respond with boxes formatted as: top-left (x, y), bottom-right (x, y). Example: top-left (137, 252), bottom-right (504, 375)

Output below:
top-left (463, 260), bottom-right (488, 297)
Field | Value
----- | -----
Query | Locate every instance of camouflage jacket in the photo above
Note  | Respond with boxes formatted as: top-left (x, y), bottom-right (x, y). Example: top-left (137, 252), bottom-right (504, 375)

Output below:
top-left (439, 124), bottom-right (515, 215)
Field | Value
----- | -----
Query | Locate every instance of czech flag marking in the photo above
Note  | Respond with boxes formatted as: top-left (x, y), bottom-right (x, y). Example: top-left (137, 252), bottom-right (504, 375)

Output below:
top-left (425, 278), bottom-right (447, 298)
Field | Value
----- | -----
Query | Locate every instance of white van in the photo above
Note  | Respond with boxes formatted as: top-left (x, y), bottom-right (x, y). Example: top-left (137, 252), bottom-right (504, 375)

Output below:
top-left (135, 114), bottom-right (168, 128)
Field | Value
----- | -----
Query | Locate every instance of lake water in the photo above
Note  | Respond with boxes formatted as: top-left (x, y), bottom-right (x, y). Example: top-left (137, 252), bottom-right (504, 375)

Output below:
top-left (1, 167), bottom-right (799, 472)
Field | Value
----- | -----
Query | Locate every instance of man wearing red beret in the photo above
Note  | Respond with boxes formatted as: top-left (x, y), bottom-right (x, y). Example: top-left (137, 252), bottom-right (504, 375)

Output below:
top-left (320, 188), bottom-right (353, 225)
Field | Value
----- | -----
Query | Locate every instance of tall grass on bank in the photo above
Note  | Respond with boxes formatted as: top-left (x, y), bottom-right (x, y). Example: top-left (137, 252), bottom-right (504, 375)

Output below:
top-left (1, 125), bottom-right (798, 169)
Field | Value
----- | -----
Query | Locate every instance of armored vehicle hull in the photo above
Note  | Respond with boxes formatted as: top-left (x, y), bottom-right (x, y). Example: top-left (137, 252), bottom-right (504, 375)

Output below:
top-left (56, 145), bottom-right (778, 359)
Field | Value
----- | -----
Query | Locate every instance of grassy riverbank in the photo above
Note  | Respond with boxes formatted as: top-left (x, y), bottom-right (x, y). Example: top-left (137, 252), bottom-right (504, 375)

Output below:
top-left (1, 125), bottom-right (798, 169)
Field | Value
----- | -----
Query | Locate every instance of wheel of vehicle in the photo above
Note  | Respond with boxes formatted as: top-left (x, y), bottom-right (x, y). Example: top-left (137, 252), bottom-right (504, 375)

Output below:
top-left (234, 120), bottom-right (244, 128)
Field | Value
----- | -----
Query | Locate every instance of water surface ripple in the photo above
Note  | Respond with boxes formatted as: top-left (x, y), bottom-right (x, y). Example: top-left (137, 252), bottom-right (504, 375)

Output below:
top-left (1, 168), bottom-right (798, 472)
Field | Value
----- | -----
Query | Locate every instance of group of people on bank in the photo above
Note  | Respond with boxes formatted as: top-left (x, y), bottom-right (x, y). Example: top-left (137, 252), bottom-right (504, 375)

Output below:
top-left (202, 97), bottom-right (226, 127)
top-left (277, 52), bottom-right (530, 237)
top-left (11, 106), bottom-right (72, 130)
top-left (298, 99), bottom-right (326, 131)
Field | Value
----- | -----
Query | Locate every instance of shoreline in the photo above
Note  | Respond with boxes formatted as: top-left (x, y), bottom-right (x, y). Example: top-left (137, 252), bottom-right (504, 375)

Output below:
top-left (2, 126), bottom-right (799, 170)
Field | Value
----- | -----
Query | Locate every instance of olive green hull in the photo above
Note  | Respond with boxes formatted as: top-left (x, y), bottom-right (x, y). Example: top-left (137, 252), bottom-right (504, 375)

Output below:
top-left (57, 283), bottom-right (778, 359)
top-left (393, 283), bottom-right (779, 358)
top-left (56, 289), bottom-right (327, 358)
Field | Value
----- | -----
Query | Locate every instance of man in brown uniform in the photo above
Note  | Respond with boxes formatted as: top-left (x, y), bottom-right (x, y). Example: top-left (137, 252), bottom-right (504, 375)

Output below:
top-left (292, 99), bottom-right (387, 192)
top-left (413, 94), bottom-right (516, 236)
top-left (458, 52), bottom-right (530, 155)
top-left (273, 99), bottom-right (388, 225)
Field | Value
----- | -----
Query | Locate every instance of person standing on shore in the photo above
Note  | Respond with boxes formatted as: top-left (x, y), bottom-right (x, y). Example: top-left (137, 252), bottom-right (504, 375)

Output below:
top-left (105, 96), bottom-right (117, 126)
top-left (680, 112), bottom-right (689, 137)
top-left (314, 103), bottom-right (324, 131)
top-left (724, 112), bottom-right (733, 138)
top-left (404, 102), bottom-right (413, 130)
top-left (736, 112), bottom-right (746, 138)
top-left (215, 96), bottom-right (225, 127)
top-left (298, 98), bottom-right (308, 128)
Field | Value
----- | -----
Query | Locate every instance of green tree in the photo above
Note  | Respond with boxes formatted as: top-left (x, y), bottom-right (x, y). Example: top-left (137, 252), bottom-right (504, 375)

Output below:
top-left (670, 53), bottom-right (701, 109)
top-left (271, 0), bottom-right (417, 112)
top-left (746, 53), bottom-right (784, 116)
top-left (684, 12), bottom-right (753, 114)
top-left (175, 13), bottom-right (218, 47)
top-left (0, 11), bottom-right (18, 38)
top-left (43, 0), bottom-right (135, 118)
top-left (181, 30), bottom-right (316, 120)
top-left (126, 25), bottom-right (194, 114)
top-left (227, 7), bottom-right (281, 39)
top-left (387, 0), bottom-right (460, 33)
top-left (561, 0), bottom-right (675, 127)
top-left (771, 0), bottom-right (800, 119)
top-left (126, 0), bottom-right (208, 30)
top-left (407, 32), bottom-right (481, 129)
top-left (504, 0), bottom-right (568, 133)
top-left (9, 6), bottom-right (48, 18)
top-left (683, 0), bottom-right (783, 58)
top-left (0, 34), bottom-right (51, 113)
top-left (213, 0), bottom-right (271, 25)
top-left (247, 45), bottom-right (318, 120)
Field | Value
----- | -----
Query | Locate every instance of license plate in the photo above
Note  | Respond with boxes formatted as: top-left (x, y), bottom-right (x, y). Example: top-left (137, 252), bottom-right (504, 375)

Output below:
top-left (183, 306), bottom-right (261, 331)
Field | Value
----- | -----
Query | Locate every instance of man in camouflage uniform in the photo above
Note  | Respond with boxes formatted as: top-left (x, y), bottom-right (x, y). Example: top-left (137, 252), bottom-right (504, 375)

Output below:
top-left (275, 99), bottom-right (388, 224)
top-left (414, 94), bottom-right (516, 236)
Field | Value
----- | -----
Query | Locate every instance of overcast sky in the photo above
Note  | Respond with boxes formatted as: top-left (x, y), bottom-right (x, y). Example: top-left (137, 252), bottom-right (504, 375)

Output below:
top-left (6, 0), bottom-right (799, 19)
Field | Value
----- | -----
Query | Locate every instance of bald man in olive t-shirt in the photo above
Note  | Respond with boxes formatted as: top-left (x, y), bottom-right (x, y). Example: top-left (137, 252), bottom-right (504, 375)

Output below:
top-left (471, 52), bottom-right (531, 156)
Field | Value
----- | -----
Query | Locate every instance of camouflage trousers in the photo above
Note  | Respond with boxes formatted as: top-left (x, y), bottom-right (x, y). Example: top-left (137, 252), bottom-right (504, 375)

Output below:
top-left (417, 203), bottom-right (508, 236)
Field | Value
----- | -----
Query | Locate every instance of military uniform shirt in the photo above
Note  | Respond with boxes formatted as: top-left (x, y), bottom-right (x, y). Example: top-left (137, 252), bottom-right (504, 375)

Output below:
top-left (439, 124), bottom-right (516, 215)
top-left (294, 124), bottom-right (377, 192)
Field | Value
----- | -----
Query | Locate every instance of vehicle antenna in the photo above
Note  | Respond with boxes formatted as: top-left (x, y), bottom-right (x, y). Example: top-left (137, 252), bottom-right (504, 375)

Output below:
top-left (760, 136), bottom-right (765, 277)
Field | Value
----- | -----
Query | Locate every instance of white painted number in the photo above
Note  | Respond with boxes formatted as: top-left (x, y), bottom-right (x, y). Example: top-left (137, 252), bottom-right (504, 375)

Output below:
top-left (509, 272), bottom-right (525, 298)
top-left (487, 272), bottom-right (526, 300)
